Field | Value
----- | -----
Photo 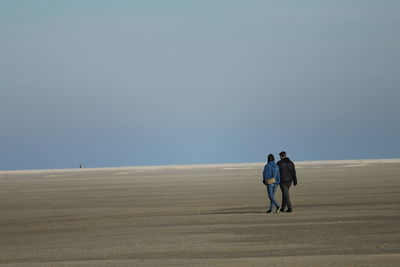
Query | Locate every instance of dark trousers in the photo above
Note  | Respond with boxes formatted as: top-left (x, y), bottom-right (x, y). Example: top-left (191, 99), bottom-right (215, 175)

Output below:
top-left (280, 182), bottom-right (292, 209)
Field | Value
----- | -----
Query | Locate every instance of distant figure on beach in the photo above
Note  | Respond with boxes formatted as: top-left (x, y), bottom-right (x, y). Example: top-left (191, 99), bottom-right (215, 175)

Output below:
top-left (277, 151), bottom-right (298, 212)
top-left (262, 154), bottom-right (281, 213)
top-left (79, 164), bottom-right (83, 169)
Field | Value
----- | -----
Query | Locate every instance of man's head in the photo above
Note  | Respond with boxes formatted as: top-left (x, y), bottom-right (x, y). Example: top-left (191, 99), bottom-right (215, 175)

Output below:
top-left (279, 151), bottom-right (287, 159)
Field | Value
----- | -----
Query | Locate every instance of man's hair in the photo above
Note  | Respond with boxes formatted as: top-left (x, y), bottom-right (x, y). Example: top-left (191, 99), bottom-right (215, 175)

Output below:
top-left (279, 151), bottom-right (287, 157)
top-left (267, 154), bottom-right (275, 163)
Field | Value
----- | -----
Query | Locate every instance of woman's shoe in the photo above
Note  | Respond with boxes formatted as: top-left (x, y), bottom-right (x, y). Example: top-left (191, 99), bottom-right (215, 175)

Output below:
top-left (266, 209), bottom-right (272, 213)
top-left (276, 207), bottom-right (281, 213)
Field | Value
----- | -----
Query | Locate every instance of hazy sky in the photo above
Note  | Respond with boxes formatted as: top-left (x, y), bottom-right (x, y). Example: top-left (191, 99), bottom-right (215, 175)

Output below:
top-left (1, 1), bottom-right (399, 170)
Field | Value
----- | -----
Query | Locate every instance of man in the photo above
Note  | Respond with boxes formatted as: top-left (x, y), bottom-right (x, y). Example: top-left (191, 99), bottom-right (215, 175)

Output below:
top-left (277, 151), bottom-right (297, 212)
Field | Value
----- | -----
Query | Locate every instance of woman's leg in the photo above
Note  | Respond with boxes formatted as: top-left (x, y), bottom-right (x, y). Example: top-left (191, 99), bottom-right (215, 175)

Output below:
top-left (272, 184), bottom-right (281, 211)
top-left (267, 184), bottom-right (279, 209)
top-left (266, 185), bottom-right (273, 211)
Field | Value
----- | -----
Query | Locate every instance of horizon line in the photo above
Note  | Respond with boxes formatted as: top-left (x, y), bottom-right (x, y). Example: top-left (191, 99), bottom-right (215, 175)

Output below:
top-left (1, 157), bottom-right (400, 174)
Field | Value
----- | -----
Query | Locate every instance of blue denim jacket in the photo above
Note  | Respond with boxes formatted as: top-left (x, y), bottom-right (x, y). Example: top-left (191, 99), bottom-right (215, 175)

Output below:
top-left (263, 161), bottom-right (281, 184)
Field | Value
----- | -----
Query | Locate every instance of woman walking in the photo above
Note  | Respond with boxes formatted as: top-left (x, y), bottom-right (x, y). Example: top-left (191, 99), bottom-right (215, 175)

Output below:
top-left (263, 154), bottom-right (281, 213)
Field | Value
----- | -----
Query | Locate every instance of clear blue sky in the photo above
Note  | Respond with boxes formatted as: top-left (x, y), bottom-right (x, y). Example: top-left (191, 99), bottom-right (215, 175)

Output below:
top-left (1, 1), bottom-right (399, 170)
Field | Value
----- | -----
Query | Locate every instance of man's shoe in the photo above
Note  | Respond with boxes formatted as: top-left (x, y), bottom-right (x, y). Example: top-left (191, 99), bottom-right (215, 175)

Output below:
top-left (286, 208), bottom-right (293, 213)
top-left (280, 207), bottom-right (286, 212)
top-left (266, 209), bottom-right (272, 213)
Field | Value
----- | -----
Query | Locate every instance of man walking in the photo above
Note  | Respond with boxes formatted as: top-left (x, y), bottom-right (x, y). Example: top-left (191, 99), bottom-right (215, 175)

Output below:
top-left (277, 151), bottom-right (298, 212)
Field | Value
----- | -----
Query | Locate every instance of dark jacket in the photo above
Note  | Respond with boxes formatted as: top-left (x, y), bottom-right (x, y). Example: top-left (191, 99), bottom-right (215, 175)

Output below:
top-left (277, 157), bottom-right (297, 185)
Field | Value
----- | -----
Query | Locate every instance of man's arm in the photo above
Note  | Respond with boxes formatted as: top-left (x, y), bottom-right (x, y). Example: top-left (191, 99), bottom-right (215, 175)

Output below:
top-left (291, 162), bottom-right (298, 185)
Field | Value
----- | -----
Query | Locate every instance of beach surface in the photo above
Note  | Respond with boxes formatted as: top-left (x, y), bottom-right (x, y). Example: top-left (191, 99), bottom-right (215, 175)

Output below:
top-left (1, 159), bottom-right (400, 266)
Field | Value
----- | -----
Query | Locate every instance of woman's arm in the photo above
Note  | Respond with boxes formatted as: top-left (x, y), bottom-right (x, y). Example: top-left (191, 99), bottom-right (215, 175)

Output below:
top-left (263, 165), bottom-right (268, 181)
top-left (275, 166), bottom-right (281, 184)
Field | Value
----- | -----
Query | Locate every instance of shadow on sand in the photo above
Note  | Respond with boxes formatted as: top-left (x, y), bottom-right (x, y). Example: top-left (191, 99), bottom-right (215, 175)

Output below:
top-left (201, 207), bottom-right (265, 215)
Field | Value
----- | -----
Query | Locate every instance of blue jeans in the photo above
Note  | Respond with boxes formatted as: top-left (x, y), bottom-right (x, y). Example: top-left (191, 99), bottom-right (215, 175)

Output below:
top-left (267, 183), bottom-right (279, 210)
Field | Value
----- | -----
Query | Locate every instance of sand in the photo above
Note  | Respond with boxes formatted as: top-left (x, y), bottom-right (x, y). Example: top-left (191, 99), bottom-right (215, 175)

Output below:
top-left (1, 159), bottom-right (399, 266)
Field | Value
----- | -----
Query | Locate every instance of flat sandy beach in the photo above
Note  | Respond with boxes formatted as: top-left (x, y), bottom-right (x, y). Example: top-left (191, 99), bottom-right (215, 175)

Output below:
top-left (1, 159), bottom-right (399, 266)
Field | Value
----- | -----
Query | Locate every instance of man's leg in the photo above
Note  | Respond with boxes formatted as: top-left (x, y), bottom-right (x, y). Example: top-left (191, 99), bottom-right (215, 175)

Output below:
top-left (280, 182), bottom-right (292, 210)
top-left (285, 182), bottom-right (292, 210)
top-left (280, 183), bottom-right (287, 210)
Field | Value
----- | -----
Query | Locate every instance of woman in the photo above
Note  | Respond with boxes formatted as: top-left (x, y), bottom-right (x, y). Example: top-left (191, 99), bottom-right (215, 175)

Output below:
top-left (263, 154), bottom-right (281, 213)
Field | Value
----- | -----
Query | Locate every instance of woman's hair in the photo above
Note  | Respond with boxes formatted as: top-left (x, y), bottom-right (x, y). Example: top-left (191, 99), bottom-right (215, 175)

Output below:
top-left (267, 154), bottom-right (275, 163)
